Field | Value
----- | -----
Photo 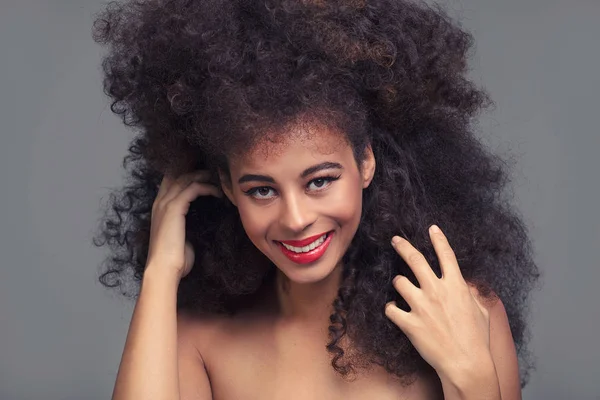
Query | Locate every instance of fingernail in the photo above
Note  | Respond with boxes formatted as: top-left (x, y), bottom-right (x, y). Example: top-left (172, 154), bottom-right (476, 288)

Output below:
top-left (391, 236), bottom-right (402, 244)
top-left (430, 225), bottom-right (441, 233)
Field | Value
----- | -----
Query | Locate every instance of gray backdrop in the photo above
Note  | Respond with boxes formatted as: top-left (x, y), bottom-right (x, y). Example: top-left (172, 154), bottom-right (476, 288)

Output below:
top-left (1, 0), bottom-right (598, 399)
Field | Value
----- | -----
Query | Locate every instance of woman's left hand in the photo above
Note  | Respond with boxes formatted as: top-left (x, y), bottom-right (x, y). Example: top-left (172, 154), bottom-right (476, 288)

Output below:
top-left (384, 225), bottom-right (493, 379)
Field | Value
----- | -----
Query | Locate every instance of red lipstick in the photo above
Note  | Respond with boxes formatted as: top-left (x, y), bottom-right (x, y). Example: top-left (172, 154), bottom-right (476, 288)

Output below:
top-left (279, 231), bottom-right (330, 247)
top-left (277, 231), bottom-right (334, 264)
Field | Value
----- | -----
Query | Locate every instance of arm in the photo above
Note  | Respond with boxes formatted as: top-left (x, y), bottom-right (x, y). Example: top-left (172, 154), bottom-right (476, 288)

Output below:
top-left (177, 309), bottom-right (214, 400)
top-left (385, 226), bottom-right (521, 400)
top-left (438, 294), bottom-right (521, 400)
top-left (111, 267), bottom-right (213, 400)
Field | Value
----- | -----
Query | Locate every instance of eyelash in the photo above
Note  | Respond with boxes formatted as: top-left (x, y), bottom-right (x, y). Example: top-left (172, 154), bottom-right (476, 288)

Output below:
top-left (242, 175), bottom-right (341, 200)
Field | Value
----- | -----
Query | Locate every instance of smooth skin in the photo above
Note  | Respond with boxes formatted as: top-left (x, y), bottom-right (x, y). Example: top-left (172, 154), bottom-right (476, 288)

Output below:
top-left (111, 171), bottom-right (220, 400)
top-left (385, 226), bottom-right (521, 400)
top-left (111, 170), bottom-right (521, 400)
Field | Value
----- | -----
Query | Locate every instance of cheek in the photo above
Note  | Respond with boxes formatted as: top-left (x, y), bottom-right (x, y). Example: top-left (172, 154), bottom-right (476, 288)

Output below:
top-left (328, 181), bottom-right (363, 224)
top-left (236, 202), bottom-right (271, 243)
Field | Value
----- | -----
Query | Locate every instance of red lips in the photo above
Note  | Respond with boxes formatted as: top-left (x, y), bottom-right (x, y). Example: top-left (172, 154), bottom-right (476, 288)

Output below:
top-left (278, 231), bottom-right (334, 264)
top-left (279, 231), bottom-right (330, 247)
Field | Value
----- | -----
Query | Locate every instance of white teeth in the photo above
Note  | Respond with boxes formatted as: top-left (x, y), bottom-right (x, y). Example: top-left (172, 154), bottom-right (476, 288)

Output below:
top-left (281, 234), bottom-right (327, 253)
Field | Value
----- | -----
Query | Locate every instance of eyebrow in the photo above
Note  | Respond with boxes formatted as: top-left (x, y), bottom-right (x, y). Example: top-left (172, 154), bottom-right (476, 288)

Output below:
top-left (237, 161), bottom-right (343, 185)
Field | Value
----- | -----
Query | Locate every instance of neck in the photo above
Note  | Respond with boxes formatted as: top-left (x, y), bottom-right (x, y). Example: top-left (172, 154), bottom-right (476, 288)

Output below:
top-left (273, 262), bottom-right (344, 326)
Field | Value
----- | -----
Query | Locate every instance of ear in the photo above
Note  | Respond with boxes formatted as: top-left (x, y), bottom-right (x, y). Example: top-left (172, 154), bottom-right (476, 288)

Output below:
top-left (361, 145), bottom-right (376, 189)
top-left (218, 169), bottom-right (237, 207)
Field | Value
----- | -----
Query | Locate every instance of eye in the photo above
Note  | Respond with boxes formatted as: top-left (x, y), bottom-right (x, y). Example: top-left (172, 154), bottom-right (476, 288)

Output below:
top-left (307, 175), bottom-right (340, 191)
top-left (244, 186), bottom-right (276, 200)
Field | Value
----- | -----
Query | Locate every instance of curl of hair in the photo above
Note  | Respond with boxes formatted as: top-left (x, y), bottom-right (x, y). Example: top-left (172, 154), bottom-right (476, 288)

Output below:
top-left (92, 0), bottom-right (541, 387)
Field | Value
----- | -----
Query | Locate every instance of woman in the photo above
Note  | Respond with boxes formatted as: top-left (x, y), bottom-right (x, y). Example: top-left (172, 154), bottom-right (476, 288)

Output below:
top-left (92, 0), bottom-right (540, 398)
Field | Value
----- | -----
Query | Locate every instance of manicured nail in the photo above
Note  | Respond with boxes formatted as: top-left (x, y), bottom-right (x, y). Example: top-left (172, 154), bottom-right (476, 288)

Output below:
top-left (430, 225), bottom-right (441, 233)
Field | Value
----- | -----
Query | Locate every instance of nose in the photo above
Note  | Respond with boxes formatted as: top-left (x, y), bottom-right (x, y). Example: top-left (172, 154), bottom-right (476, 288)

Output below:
top-left (279, 193), bottom-right (316, 234)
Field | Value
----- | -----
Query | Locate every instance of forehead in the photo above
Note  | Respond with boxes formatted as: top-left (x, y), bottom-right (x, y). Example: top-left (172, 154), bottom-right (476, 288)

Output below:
top-left (229, 123), bottom-right (350, 171)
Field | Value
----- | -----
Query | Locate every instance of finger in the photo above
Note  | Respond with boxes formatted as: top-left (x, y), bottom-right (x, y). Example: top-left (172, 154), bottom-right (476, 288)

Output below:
top-left (190, 170), bottom-right (211, 182)
top-left (171, 181), bottom-right (223, 208)
top-left (428, 225), bottom-right (464, 282)
top-left (392, 274), bottom-right (420, 309)
top-left (162, 170), bottom-right (212, 204)
top-left (156, 173), bottom-right (174, 200)
top-left (174, 170), bottom-right (211, 189)
top-left (391, 236), bottom-right (438, 290)
top-left (384, 301), bottom-right (413, 333)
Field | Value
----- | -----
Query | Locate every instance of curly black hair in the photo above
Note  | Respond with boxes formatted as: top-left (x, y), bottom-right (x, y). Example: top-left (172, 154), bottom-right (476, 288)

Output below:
top-left (92, 0), bottom-right (541, 387)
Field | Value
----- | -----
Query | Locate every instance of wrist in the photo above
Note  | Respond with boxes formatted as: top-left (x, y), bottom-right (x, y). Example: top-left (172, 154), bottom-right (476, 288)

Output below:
top-left (437, 354), bottom-right (501, 400)
top-left (143, 263), bottom-right (182, 288)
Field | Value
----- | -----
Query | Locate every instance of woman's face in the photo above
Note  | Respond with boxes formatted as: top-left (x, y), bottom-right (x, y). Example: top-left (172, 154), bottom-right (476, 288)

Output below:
top-left (222, 124), bottom-right (375, 284)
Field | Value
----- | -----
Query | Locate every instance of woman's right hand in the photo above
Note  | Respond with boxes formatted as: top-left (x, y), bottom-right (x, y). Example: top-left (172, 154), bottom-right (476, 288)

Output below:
top-left (145, 170), bottom-right (222, 281)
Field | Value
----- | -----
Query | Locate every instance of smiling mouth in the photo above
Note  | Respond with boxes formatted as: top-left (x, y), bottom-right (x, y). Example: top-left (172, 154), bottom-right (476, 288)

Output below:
top-left (275, 231), bottom-right (335, 264)
top-left (278, 231), bottom-right (331, 253)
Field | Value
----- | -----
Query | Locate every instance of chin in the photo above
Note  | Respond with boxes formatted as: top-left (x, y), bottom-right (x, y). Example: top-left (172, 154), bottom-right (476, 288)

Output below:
top-left (276, 260), bottom-right (341, 285)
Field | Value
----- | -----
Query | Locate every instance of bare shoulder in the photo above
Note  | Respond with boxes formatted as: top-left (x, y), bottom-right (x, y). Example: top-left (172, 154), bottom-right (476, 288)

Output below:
top-left (466, 282), bottom-right (501, 310)
top-left (177, 310), bottom-right (222, 332)
top-left (177, 310), bottom-right (225, 352)
top-left (466, 283), bottom-right (522, 400)
top-left (176, 310), bottom-right (227, 400)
